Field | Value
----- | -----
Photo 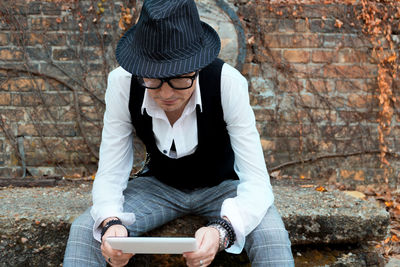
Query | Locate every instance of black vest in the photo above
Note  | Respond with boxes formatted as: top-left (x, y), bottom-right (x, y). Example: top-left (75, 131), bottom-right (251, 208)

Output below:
top-left (129, 58), bottom-right (238, 189)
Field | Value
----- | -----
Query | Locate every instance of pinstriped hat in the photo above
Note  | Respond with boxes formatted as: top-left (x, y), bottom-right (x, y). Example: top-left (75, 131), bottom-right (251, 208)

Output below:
top-left (115, 0), bottom-right (221, 78)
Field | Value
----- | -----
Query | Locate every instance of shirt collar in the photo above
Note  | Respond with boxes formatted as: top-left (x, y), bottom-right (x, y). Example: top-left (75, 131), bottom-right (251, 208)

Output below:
top-left (141, 74), bottom-right (203, 115)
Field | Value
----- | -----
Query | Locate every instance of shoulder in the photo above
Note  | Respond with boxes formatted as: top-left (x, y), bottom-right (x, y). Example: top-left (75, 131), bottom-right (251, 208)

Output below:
top-left (220, 63), bottom-right (248, 97)
top-left (221, 63), bottom-right (247, 85)
top-left (108, 66), bottom-right (132, 84)
top-left (105, 67), bottom-right (132, 101)
top-left (106, 67), bottom-right (132, 93)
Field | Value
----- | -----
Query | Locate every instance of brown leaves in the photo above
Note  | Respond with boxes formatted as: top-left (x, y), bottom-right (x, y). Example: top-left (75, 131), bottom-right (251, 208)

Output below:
top-left (315, 186), bottom-right (327, 192)
top-left (357, 0), bottom-right (399, 178)
top-left (119, 6), bottom-right (134, 31)
top-left (360, 185), bottom-right (400, 259)
top-left (334, 19), bottom-right (343, 28)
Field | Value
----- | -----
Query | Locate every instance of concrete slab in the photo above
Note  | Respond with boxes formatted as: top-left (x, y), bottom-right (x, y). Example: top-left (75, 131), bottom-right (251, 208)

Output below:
top-left (0, 183), bottom-right (390, 266)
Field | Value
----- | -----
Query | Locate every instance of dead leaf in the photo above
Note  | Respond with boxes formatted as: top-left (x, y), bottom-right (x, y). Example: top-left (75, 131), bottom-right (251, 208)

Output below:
top-left (385, 201), bottom-right (394, 208)
top-left (247, 36), bottom-right (255, 45)
top-left (316, 186), bottom-right (327, 192)
top-left (300, 184), bottom-right (314, 188)
top-left (335, 19), bottom-right (343, 28)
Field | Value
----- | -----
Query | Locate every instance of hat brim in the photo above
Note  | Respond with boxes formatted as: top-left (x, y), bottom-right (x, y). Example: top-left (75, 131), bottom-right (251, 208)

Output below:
top-left (116, 22), bottom-right (221, 78)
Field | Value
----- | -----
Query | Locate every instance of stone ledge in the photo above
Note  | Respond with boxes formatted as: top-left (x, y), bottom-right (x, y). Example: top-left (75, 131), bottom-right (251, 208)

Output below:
top-left (0, 183), bottom-right (390, 266)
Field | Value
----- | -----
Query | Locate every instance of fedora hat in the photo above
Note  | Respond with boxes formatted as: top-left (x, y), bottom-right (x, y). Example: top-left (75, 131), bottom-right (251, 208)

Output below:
top-left (115, 0), bottom-right (221, 78)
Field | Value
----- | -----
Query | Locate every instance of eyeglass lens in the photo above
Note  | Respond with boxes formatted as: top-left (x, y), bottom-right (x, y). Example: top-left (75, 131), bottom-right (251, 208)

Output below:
top-left (141, 72), bottom-right (198, 90)
top-left (143, 77), bottom-right (193, 89)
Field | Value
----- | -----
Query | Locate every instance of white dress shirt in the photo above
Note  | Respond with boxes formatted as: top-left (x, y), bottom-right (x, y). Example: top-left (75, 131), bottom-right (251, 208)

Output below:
top-left (91, 63), bottom-right (274, 253)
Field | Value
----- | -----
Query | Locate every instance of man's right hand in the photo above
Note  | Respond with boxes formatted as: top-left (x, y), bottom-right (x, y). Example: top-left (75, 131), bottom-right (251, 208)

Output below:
top-left (101, 219), bottom-right (134, 267)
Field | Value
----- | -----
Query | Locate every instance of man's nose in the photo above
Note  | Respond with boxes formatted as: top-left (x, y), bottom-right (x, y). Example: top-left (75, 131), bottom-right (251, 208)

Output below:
top-left (159, 82), bottom-right (174, 99)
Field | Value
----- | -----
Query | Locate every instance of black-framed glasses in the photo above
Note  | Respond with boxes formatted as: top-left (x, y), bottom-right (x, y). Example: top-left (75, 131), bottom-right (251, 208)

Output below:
top-left (138, 71), bottom-right (199, 90)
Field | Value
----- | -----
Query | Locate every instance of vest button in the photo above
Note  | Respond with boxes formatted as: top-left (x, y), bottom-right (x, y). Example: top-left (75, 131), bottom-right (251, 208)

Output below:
top-left (163, 150), bottom-right (167, 154)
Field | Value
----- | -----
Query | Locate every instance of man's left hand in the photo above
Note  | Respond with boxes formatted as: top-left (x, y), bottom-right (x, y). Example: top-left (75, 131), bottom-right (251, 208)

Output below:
top-left (183, 226), bottom-right (219, 267)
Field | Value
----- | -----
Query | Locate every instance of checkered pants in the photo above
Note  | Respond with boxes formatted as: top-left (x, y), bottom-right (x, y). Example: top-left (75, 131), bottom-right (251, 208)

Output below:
top-left (64, 177), bottom-right (294, 266)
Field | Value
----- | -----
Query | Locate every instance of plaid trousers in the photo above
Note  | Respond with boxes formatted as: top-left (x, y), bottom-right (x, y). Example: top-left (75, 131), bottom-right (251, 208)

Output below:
top-left (64, 177), bottom-right (294, 266)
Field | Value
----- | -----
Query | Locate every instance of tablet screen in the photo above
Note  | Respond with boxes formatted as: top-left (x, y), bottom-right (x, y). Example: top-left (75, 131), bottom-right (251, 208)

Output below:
top-left (106, 237), bottom-right (197, 254)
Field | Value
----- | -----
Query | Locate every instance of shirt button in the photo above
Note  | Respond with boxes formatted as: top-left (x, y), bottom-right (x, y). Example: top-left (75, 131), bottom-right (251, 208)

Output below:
top-left (163, 150), bottom-right (167, 154)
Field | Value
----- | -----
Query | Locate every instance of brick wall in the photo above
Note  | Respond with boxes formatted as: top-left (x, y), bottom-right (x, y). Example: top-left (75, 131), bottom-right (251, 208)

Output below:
top-left (238, 1), bottom-right (400, 187)
top-left (0, 0), bottom-right (399, 187)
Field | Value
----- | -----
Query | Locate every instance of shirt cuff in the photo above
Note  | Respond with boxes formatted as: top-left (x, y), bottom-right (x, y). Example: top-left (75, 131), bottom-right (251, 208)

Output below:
top-left (90, 206), bottom-right (136, 242)
top-left (220, 198), bottom-right (246, 254)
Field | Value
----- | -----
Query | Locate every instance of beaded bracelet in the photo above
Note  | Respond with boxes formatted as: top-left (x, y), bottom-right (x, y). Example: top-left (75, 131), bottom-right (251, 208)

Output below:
top-left (100, 218), bottom-right (129, 241)
top-left (206, 218), bottom-right (236, 249)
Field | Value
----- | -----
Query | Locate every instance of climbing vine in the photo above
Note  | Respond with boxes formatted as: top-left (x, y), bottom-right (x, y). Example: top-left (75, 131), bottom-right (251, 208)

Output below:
top-left (358, 0), bottom-right (399, 182)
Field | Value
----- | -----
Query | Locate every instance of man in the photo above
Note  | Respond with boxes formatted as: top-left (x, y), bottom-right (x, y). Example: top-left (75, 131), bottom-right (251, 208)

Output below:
top-left (64, 0), bottom-right (294, 266)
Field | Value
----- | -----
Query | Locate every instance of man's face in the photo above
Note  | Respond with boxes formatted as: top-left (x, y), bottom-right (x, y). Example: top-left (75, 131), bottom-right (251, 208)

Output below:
top-left (145, 72), bottom-right (197, 113)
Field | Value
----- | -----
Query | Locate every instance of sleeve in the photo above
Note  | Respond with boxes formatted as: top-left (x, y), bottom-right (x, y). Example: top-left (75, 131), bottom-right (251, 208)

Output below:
top-left (219, 64), bottom-right (274, 253)
top-left (90, 67), bottom-right (136, 242)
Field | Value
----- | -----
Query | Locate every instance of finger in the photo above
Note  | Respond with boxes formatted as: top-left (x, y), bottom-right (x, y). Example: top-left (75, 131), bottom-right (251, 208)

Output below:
top-left (101, 225), bottom-right (134, 264)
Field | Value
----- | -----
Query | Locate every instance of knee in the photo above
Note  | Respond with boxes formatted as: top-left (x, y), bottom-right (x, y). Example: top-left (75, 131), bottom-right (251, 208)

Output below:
top-left (245, 206), bottom-right (294, 266)
top-left (68, 212), bottom-right (94, 241)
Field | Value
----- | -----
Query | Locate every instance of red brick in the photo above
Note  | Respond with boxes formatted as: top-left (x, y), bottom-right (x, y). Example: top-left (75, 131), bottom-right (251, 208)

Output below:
top-left (340, 170), bottom-right (365, 181)
top-left (254, 47), bottom-right (281, 63)
top-left (58, 106), bottom-right (76, 121)
top-left (323, 65), bottom-right (377, 78)
top-left (312, 50), bottom-right (336, 63)
top-left (0, 93), bottom-right (11, 105)
top-left (0, 108), bottom-right (25, 121)
top-left (338, 49), bottom-right (369, 63)
top-left (81, 122), bottom-right (103, 137)
top-left (0, 48), bottom-right (23, 61)
top-left (294, 19), bottom-right (309, 32)
top-left (347, 93), bottom-right (375, 109)
top-left (338, 111), bottom-right (378, 123)
top-left (249, 94), bottom-right (274, 107)
top-left (18, 123), bottom-right (77, 137)
top-left (12, 93), bottom-right (42, 106)
top-left (283, 50), bottom-right (310, 63)
top-left (306, 79), bottom-right (334, 93)
top-left (309, 109), bottom-right (337, 122)
top-left (81, 106), bottom-right (102, 121)
top-left (323, 34), bottom-right (373, 49)
top-left (0, 32), bottom-right (8, 46)
top-left (11, 32), bottom-right (43, 46)
top-left (30, 17), bottom-right (59, 31)
top-left (7, 78), bottom-right (45, 92)
top-left (291, 64), bottom-right (323, 78)
top-left (336, 80), bottom-right (371, 93)
top-left (254, 109), bottom-right (275, 122)
top-left (17, 124), bottom-right (38, 136)
top-left (277, 79), bottom-right (303, 93)
top-left (279, 110), bottom-right (309, 123)
top-left (261, 138), bottom-right (276, 150)
top-left (53, 48), bottom-right (76, 61)
top-left (241, 63), bottom-right (260, 76)
top-left (263, 34), bottom-right (322, 48)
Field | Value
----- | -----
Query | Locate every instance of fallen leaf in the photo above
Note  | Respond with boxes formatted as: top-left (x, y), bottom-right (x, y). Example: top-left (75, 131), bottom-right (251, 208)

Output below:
top-left (316, 186), bottom-right (327, 192)
top-left (385, 201), bottom-right (394, 208)
top-left (335, 19), bottom-right (343, 28)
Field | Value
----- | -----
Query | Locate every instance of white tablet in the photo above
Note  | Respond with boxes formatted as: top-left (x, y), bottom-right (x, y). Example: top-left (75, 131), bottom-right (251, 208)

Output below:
top-left (106, 237), bottom-right (197, 254)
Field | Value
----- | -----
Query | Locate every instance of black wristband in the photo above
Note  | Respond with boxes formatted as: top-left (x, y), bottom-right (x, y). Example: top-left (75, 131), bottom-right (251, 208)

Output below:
top-left (206, 218), bottom-right (236, 249)
top-left (100, 218), bottom-right (128, 241)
